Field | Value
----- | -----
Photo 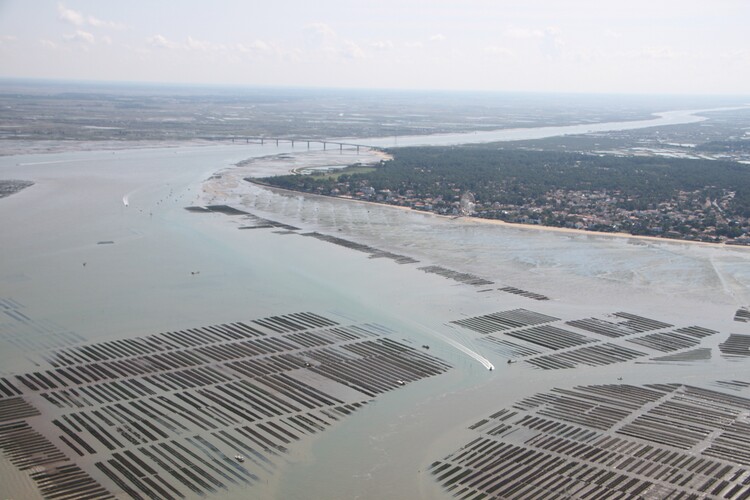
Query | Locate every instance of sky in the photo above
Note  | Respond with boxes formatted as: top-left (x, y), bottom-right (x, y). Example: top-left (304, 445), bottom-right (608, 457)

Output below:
top-left (0, 0), bottom-right (748, 94)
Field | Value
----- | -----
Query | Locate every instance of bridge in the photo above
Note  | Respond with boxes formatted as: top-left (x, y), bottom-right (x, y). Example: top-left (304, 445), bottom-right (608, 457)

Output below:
top-left (223, 136), bottom-right (376, 153)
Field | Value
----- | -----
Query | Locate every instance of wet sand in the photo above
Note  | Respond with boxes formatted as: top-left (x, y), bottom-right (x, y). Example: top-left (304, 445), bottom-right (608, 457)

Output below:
top-left (1, 143), bottom-right (749, 499)
top-left (0, 138), bottom-right (223, 157)
top-left (197, 148), bottom-right (750, 498)
top-left (217, 148), bottom-right (749, 251)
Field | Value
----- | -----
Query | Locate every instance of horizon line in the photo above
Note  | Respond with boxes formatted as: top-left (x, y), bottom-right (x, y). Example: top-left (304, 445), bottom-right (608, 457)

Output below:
top-left (1, 76), bottom-right (750, 100)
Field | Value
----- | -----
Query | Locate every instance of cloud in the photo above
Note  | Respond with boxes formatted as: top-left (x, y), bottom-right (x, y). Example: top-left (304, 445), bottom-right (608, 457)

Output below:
top-left (237, 40), bottom-right (272, 53)
top-left (187, 36), bottom-right (220, 52)
top-left (146, 35), bottom-right (217, 52)
top-left (505, 27), bottom-right (542, 39)
top-left (86, 16), bottom-right (125, 30)
top-left (505, 26), bottom-right (560, 39)
top-left (58, 3), bottom-right (84, 26)
top-left (430, 34), bottom-right (446, 42)
top-left (0, 35), bottom-right (18, 45)
top-left (58, 3), bottom-right (125, 30)
top-left (40, 39), bottom-right (58, 50)
top-left (604, 29), bottom-right (622, 39)
top-left (302, 22), bottom-right (367, 61)
top-left (147, 34), bottom-right (182, 50)
top-left (540, 33), bottom-right (564, 59)
top-left (63, 30), bottom-right (95, 44)
top-left (151, 21), bottom-right (370, 64)
top-left (640, 46), bottom-right (684, 60)
top-left (235, 40), bottom-right (288, 60)
top-left (484, 46), bottom-right (513, 57)
top-left (505, 26), bottom-right (563, 59)
top-left (341, 41), bottom-right (365, 59)
top-left (370, 40), bottom-right (394, 50)
top-left (145, 35), bottom-right (283, 60)
top-left (306, 22), bottom-right (337, 40)
top-left (720, 49), bottom-right (750, 61)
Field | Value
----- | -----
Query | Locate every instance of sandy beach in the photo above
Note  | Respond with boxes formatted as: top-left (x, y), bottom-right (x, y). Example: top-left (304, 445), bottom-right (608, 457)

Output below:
top-left (211, 148), bottom-right (749, 252)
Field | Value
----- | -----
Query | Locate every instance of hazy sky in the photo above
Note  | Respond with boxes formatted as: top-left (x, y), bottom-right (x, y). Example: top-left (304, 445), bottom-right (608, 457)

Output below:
top-left (1, 0), bottom-right (748, 94)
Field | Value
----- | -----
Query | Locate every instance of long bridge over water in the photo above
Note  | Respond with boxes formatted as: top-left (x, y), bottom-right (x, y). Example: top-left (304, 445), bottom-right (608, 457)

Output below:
top-left (223, 136), bottom-right (375, 153)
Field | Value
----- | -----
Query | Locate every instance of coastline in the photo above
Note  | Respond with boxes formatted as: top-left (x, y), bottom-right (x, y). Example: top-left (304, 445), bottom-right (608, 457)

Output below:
top-left (4, 133), bottom-right (750, 500)
top-left (345, 105), bottom-right (749, 149)
top-left (0, 138), bottom-right (234, 157)
top-left (246, 179), bottom-right (750, 250)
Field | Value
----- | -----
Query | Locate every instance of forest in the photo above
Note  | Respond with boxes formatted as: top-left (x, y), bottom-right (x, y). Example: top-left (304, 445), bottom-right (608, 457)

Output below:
top-left (258, 146), bottom-right (750, 241)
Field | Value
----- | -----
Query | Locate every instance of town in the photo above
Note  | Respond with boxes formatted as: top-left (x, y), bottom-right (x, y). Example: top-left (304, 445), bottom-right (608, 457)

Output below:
top-left (260, 146), bottom-right (750, 245)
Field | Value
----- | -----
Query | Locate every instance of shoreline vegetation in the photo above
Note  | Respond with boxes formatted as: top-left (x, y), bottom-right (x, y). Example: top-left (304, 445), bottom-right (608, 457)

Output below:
top-left (256, 146), bottom-right (750, 248)
top-left (246, 178), bottom-right (750, 250)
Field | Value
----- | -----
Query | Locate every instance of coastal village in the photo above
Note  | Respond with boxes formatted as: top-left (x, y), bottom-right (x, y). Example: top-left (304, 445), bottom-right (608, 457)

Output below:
top-left (292, 175), bottom-right (750, 245)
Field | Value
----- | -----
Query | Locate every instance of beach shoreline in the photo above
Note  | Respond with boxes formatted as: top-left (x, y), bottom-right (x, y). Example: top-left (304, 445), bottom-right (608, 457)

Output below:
top-left (246, 178), bottom-right (750, 250)
top-left (201, 146), bottom-right (749, 251)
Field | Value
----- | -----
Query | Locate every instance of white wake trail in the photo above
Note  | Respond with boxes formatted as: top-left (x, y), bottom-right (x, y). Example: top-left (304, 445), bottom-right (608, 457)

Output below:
top-left (440, 335), bottom-right (495, 371)
top-left (398, 319), bottom-right (495, 371)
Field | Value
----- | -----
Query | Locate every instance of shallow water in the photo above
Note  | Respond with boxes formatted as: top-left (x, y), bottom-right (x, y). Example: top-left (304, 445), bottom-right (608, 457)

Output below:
top-left (1, 116), bottom-right (749, 499)
top-left (347, 107), bottom-right (730, 147)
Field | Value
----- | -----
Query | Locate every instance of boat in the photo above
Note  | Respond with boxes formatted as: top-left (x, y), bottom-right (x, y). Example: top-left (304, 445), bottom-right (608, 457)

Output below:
top-left (235, 454), bottom-right (245, 462)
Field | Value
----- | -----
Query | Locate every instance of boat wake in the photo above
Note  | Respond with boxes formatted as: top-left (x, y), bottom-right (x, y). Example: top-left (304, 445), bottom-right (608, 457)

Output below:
top-left (399, 319), bottom-right (495, 371)
top-left (440, 335), bottom-right (495, 371)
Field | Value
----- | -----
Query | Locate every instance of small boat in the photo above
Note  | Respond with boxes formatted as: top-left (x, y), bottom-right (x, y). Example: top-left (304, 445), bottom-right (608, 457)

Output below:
top-left (235, 454), bottom-right (245, 462)
top-left (396, 379), bottom-right (405, 386)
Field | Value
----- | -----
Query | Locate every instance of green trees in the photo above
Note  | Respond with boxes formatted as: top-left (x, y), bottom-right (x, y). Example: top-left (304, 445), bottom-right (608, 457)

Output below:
top-left (256, 145), bottom-right (750, 240)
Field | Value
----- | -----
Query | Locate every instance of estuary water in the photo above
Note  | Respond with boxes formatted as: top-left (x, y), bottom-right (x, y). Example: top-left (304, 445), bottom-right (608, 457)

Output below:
top-left (346, 107), bottom-right (732, 147)
top-left (1, 106), bottom-right (749, 499)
